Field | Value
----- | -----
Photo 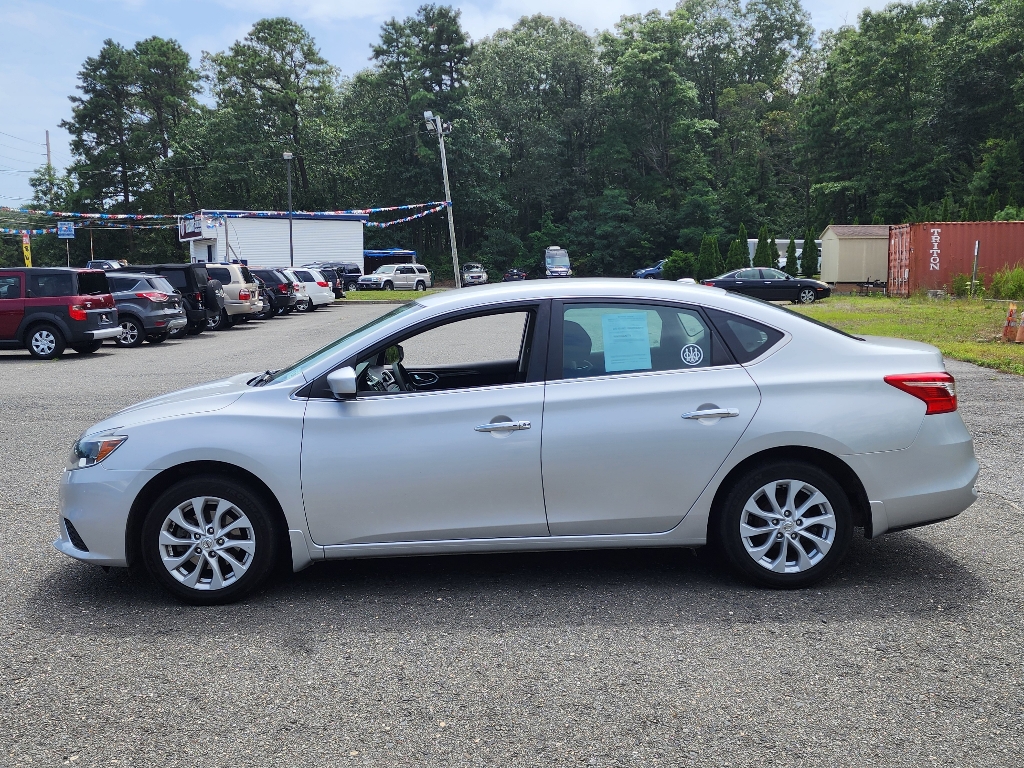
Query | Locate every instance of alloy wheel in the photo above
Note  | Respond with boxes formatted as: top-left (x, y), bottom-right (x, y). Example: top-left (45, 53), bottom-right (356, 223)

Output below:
top-left (157, 496), bottom-right (256, 591)
top-left (738, 479), bottom-right (836, 574)
top-left (30, 329), bottom-right (57, 356)
top-left (799, 288), bottom-right (816, 304)
top-left (118, 320), bottom-right (140, 346)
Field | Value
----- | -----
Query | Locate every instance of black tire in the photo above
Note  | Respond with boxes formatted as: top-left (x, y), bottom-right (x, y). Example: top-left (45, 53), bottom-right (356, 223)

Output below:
top-left (382, 281), bottom-right (394, 291)
top-left (414, 281), bottom-right (426, 292)
top-left (140, 476), bottom-right (282, 605)
top-left (798, 288), bottom-right (816, 304)
top-left (72, 341), bottom-right (102, 354)
top-left (346, 281), bottom-right (357, 292)
top-left (146, 333), bottom-right (168, 344)
top-left (206, 310), bottom-right (224, 331)
top-left (305, 300), bottom-right (317, 312)
top-left (713, 460), bottom-right (852, 589)
top-left (26, 323), bottom-right (66, 359)
top-left (115, 316), bottom-right (146, 348)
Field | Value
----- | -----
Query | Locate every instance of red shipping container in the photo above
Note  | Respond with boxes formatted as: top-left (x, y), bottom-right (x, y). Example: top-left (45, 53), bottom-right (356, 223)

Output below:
top-left (888, 221), bottom-right (1024, 297)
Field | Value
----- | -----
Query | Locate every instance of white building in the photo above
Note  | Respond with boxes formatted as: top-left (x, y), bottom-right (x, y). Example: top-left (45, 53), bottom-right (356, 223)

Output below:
top-left (746, 238), bottom-right (822, 270)
top-left (178, 210), bottom-right (368, 270)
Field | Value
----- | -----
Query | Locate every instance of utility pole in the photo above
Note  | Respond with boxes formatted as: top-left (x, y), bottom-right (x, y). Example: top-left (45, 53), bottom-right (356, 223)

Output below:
top-left (424, 111), bottom-right (461, 288)
top-left (283, 152), bottom-right (295, 267)
top-left (45, 130), bottom-right (51, 168)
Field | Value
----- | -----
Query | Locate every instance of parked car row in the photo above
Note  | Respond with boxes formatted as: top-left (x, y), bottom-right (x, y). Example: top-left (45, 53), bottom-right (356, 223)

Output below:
top-left (0, 263), bottom-right (342, 359)
top-left (630, 261), bottom-right (832, 303)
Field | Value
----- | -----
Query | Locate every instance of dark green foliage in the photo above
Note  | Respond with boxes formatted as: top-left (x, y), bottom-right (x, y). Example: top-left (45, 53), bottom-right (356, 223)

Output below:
top-left (784, 237), bottom-right (798, 276)
top-left (753, 225), bottom-right (773, 267)
top-left (694, 235), bottom-right (720, 280)
top-left (800, 230), bottom-right (818, 277)
top-left (661, 250), bottom-right (695, 281)
top-left (963, 198), bottom-right (980, 222)
top-left (768, 234), bottom-right (779, 269)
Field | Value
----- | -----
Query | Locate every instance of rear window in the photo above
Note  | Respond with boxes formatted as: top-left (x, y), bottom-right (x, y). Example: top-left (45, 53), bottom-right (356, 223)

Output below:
top-left (294, 270), bottom-right (315, 282)
top-left (192, 266), bottom-right (210, 285)
top-left (78, 271), bottom-right (110, 295)
top-left (705, 308), bottom-right (784, 364)
top-left (29, 272), bottom-right (75, 297)
top-left (206, 267), bottom-right (232, 283)
top-left (240, 266), bottom-right (254, 284)
top-left (416, 266), bottom-right (428, 274)
top-left (253, 270), bottom-right (283, 284)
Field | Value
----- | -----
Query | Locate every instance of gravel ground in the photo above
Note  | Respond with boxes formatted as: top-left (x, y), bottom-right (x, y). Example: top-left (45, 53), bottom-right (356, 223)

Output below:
top-left (1, 306), bottom-right (1022, 766)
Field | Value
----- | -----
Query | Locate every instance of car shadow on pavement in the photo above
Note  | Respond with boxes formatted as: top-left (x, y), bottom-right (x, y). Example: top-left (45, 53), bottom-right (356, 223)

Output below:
top-left (25, 529), bottom-right (988, 640)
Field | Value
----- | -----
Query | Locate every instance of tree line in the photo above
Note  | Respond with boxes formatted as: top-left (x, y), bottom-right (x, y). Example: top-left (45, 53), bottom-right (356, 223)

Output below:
top-left (4, 0), bottom-right (1024, 279)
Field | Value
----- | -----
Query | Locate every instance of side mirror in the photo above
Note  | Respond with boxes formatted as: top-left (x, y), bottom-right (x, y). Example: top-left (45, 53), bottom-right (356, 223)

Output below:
top-left (327, 366), bottom-right (357, 399)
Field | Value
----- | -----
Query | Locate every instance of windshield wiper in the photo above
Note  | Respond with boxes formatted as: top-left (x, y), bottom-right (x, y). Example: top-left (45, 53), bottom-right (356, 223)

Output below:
top-left (250, 369), bottom-right (278, 387)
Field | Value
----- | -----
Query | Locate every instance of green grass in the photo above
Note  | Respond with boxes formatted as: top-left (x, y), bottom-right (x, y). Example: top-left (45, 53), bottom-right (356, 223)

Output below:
top-left (792, 295), bottom-right (1024, 375)
top-left (340, 289), bottom-right (445, 302)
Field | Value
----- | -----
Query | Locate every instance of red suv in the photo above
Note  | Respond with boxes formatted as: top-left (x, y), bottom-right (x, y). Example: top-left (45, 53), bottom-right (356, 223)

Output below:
top-left (0, 268), bottom-right (120, 359)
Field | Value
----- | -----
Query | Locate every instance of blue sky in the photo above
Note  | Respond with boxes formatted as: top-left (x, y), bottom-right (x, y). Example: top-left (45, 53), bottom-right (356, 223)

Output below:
top-left (0, 0), bottom-right (881, 204)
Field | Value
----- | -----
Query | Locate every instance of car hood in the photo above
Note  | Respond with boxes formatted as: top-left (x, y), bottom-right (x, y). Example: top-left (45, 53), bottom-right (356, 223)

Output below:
top-left (83, 373), bottom-right (254, 437)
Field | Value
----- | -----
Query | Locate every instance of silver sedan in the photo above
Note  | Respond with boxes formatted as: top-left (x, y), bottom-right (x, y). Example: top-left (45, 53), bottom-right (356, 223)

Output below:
top-left (56, 280), bottom-right (978, 604)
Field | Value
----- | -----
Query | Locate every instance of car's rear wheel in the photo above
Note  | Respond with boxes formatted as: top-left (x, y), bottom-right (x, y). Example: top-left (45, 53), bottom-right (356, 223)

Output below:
top-left (306, 300), bottom-right (317, 312)
top-left (115, 317), bottom-right (146, 347)
top-left (141, 476), bottom-right (282, 605)
top-left (72, 341), bottom-right (102, 354)
top-left (414, 281), bottom-right (426, 291)
top-left (714, 461), bottom-right (852, 589)
top-left (798, 288), bottom-right (816, 304)
top-left (346, 281), bottom-right (357, 292)
top-left (206, 311), bottom-right (225, 331)
top-left (26, 323), bottom-right (66, 359)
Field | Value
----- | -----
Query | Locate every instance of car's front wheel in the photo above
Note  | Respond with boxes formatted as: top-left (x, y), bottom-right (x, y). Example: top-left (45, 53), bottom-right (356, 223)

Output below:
top-left (141, 476), bottom-right (282, 605)
top-left (714, 461), bottom-right (852, 589)
top-left (346, 281), bottom-right (357, 292)
top-left (382, 281), bottom-right (394, 291)
top-left (798, 288), bottom-right (816, 304)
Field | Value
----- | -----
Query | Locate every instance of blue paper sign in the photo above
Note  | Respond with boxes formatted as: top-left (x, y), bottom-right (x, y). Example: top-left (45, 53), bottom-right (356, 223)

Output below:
top-left (601, 312), bottom-right (652, 372)
top-left (57, 221), bottom-right (74, 239)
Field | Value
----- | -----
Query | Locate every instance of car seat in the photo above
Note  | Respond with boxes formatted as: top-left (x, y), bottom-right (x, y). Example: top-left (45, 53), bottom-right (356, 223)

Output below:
top-left (563, 320), bottom-right (595, 377)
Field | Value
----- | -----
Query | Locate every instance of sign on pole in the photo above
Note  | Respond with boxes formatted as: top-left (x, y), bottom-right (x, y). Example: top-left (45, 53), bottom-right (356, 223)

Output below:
top-left (57, 221), bottom-right (75, 239)
top-left (21, 233), bottom-right (32, 267)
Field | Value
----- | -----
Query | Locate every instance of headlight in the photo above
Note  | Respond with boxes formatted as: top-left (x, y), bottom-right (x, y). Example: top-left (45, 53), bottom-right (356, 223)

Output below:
top-left (67, 435), bottom-right (127, 470)
top-left (567, 270), bottom-right (573, 276)
top-left (546, 270), bottom-right (552, 276)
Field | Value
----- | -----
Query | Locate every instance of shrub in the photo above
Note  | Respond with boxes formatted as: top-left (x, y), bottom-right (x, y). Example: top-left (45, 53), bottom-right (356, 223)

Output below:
top-left (784, 237), bottom-right (798, 276)
top-left (950, 273), bottom-right (970, 297)
top-left (661, 251), bottom-right (695, 281)
top-left (991, 265), bottom-right (1024, 300)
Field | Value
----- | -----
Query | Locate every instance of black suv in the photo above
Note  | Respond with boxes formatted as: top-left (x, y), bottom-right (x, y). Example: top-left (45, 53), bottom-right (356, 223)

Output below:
top-left (107, 272), bottom-right (187, 346)
top-left (250, 268), bottom-right (298, 315)
top-left (0, 267), bottom-right (120, 359)
top-left (306, 262), bottom-right (362, 292)
top-left (129, 264), bottom-right (225, 336)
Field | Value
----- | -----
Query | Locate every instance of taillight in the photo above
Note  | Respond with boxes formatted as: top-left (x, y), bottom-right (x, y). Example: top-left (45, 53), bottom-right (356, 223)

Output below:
top-left (135, 291), bottom-right (168, 302)
top-left (194, 292), bottom-right (202, 302)
top-left (69, 305), bottom-right (87, 321)
top-left (884, 373), bottom-right (957, 415)
top-left (238, 289), bottom-right (251, 300)
top-left (316, 281), bottom-right (328, 288)
top-left (277, 284), bottom-right (289, 294)
top-left (704, 281), bottom-right (715, 286)
top-left (294, 283), bottom-right (301, 291)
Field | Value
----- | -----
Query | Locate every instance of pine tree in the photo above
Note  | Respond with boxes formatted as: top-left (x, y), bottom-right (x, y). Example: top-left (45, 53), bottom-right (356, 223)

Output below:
top-left (695, 235), bottom-right (718, 280)
top-left (724, 223), bottom-right (748, 270)
top-left (964, 198), bottom-right (979, 221)
top-left (986, 191), bottom-right (1000, 220)
top-left (753, 225), bottom-right (773, 267)
top-left (768, 234), bottom-right (779, 269)
top-left (940, 195), bottom-right (952, 222)
top-left (710, 235), bottom-right (724, 275)
top-left (800, 230), bottom-right (819, 277)
top-left (784, 237), bottom-right (798, 276)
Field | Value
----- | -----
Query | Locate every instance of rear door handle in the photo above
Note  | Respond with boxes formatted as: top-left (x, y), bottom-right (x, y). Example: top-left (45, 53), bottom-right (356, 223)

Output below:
top-left (475, 420), bottom-right (531, 432)
top-left (682, 408), bottom-right (739, 419)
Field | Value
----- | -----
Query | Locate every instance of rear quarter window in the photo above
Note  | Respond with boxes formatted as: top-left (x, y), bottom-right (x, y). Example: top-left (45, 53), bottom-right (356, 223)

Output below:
top-left (294, 270), bottom-right (315, 282)
top-left (705, 308), bottom-right (784, 363)
top-left (29, 273), bottom-right (75, 297)
top-left (161, 271), bottom-right (187, 289)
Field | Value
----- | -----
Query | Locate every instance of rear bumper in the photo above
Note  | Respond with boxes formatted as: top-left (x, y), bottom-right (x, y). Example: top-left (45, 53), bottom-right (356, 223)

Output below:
top-left (225, 298), bottom-right (260, 316)
top-left (844, 412), bottom-right (979, 536)
top-left (87, 328), bottom-right (122, 341)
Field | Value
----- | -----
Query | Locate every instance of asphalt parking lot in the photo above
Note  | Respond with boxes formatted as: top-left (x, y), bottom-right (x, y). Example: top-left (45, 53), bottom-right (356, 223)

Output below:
top-left (1, 303), bottom-right (1022, 766)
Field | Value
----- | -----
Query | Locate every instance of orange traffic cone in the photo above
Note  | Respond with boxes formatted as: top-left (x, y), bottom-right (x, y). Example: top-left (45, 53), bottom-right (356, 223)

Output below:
top-left (1017, 308), bottom-right (1024, 343)
top-left (1003, 303), bottom-right (1019, 342)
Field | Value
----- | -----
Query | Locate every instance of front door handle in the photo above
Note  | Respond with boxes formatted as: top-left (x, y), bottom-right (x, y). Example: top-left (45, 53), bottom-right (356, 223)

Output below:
top-left (475, 420), bottom-right (531, 432)
top-left (682, 408), bottom-right (739, 420)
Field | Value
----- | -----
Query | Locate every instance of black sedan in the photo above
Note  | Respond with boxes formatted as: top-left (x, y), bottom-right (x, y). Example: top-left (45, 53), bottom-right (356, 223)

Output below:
top-left (502, 268), bottom-right (528, 282)
top-left (702, 268), bottom-right (831, 304)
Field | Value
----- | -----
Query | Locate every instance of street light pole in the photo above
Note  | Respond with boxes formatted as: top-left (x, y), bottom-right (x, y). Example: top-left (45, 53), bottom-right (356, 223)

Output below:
top-left (283, 151), bottom-right (295, 267)
top-left (424, 111), bottom-right (461, 288)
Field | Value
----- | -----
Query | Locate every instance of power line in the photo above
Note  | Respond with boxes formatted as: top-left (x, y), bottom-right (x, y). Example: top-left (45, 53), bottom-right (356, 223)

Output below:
top-left (0, 141), bottom-right (46, 155)
top-left (0, 130), bottom-right (45, 145)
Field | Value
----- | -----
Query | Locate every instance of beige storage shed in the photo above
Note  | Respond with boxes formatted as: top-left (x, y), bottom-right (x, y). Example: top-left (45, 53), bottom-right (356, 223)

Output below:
top-left (819, 225), bottom-right (890, 289)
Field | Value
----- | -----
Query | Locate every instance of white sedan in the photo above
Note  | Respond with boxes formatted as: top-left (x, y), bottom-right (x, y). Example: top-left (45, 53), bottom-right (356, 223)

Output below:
top-left (57, 280), bottom-right (978, 604)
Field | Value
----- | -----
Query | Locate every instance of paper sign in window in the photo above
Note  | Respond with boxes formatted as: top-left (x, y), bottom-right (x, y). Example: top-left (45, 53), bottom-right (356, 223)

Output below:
top-left (601, 312), bottom-right (652, 372)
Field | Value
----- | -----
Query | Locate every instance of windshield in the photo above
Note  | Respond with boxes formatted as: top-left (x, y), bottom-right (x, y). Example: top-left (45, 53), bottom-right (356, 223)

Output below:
top-left (545, 250), bottom-right (570, 267)
top-left (464, 263), bottom-right (482, 271)
top-left (374, 265), bottom-right (396, 274)
top-left (267, 304), bottom-right (421, 384)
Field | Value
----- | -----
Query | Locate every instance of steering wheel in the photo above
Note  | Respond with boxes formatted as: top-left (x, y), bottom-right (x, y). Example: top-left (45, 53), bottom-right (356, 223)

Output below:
top-left (391, 361), bottom-right (415, 392)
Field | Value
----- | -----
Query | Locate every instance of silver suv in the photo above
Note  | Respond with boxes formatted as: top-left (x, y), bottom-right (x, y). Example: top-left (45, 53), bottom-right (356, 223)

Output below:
top-left (358, 263), bottom-right (432, 291)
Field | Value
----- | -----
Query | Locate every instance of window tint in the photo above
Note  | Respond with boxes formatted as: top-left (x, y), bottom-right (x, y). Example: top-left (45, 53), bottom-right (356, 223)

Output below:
top-left (148, 276), bottom-right (175, 294)
top-left (705, 308), bottom-right (784, 363)
top-left (108, 277), bottom-right (133, 292)
top-left (762, 269), bottom-right (787, 279)
top-left (192, 267), bottom-right (210, 285)
top-left (28, 273), bottom-right (74, 297)
top-left (294, 270), bottom-right (315, 282)
top-left (161, 270), bottom-right (187, 289)
top-left (736, 269), bottom-right (760, 279)
top-left (415, 266), bottom-right (428, 274)
top-left (206, 267), bottom-right (232, 283)
top-left (77, 271), bottom-right (110, 295)
top-left (0, 274), bottom-right (21, 299)
top-left (561, 303), bottom-right (724, 379)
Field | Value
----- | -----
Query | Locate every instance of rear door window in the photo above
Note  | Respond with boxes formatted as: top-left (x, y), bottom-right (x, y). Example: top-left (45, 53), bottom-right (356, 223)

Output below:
top-left (28, 273), bottom-right (74, 297)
